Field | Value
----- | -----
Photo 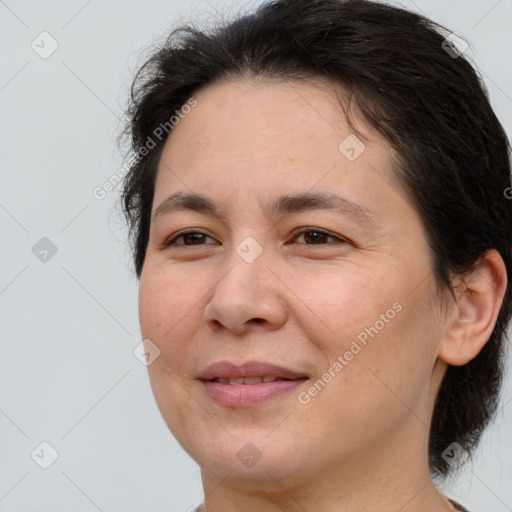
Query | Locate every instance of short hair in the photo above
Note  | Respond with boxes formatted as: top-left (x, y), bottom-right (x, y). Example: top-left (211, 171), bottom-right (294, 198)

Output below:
top-left (119, 0), bottom-right (512, 479)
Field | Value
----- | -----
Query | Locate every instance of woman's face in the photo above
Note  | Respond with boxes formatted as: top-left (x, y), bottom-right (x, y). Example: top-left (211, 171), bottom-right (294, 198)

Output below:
top-left (138, 78), bottom-right (449, 489)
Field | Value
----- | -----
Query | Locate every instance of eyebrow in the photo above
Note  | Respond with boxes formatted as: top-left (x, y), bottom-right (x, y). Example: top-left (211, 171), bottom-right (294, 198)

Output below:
top-left (151, 191), bottom-right (378, 227)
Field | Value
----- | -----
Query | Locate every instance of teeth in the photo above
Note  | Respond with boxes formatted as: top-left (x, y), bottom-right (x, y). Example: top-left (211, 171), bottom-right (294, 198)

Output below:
top-left (244, 377), bottom-right (264, 384)
top-left (213, 376), bottom-right (287, 385)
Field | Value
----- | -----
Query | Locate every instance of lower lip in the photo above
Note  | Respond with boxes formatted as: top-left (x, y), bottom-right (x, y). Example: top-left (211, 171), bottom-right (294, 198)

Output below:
top-left (200, 379), bottom-right (308, 407)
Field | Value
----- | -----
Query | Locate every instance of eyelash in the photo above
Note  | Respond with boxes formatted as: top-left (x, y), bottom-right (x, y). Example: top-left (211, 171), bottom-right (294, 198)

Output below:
top-left (163, 227), bottom-right (349, 248)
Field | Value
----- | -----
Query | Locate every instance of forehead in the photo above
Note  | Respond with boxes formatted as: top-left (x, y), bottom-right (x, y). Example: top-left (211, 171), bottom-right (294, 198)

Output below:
top-left (165, 77), bottom-right (379, 151)
top-left (154, 78), bottom-right (398, 197)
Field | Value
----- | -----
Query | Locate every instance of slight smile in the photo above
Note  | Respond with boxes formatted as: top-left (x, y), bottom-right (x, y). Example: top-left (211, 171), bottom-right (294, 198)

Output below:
top-left (197, 360), bottom-right (310, 407)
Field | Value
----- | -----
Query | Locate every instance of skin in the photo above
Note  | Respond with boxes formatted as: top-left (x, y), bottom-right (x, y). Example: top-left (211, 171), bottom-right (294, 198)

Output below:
top-left (138, 77), bottom-right (507, 511)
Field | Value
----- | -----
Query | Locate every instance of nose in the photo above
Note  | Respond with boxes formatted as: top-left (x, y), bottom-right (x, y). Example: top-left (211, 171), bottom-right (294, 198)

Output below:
top-left (202, 247), bottom-right (288, 336)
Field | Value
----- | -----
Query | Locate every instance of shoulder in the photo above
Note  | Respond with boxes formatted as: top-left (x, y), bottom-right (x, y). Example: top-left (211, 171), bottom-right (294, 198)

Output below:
top-left (194, 500), bottom-right (470, 511)
top-left (448, 498), bottom-right (471, 511)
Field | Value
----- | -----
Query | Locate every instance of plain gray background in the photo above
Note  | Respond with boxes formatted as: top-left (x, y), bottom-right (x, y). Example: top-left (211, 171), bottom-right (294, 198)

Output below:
top-left (1, 0), bottom-right (511, 510)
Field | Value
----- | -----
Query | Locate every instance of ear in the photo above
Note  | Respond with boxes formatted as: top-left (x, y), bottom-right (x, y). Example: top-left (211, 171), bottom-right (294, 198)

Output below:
top-left (438, 249), bottom-right (508, 366)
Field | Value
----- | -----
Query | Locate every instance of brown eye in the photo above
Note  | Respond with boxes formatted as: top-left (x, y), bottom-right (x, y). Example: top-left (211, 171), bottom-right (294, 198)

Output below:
top-left (165, 231), bottom-right (216, 247)
top-left (292, 228), bottom-right (348, 245)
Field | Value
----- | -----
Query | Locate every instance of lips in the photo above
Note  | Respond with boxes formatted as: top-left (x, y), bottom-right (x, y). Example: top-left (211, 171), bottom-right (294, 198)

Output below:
top-left (198, 361), bottom-right (309, 406)
top-left (197, 360), bottom-right (308, 382)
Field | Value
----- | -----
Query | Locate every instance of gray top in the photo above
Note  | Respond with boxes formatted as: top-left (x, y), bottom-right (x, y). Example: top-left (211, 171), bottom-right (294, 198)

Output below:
top-left (449, 499), bottom-right (470, 511)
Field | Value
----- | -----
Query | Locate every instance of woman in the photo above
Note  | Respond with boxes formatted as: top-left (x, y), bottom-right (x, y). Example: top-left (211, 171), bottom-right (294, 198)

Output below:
top-left (119, 0), bottom-right (512, 510)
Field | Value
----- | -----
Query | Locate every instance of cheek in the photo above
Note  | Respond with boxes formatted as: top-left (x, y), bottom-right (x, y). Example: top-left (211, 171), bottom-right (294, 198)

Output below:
top-left (294, 265), bottom-right (439, 422)
top-left (138, 269), bottom-right (205, 435)
top-left (139, 267), bottom-right (203, 339)
top-left (138, 267), bottom-right (207, 395)
top-left (284, 262), bottom-right (402, 352)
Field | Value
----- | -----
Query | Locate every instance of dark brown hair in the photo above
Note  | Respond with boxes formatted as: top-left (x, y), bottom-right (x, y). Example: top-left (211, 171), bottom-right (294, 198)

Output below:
top-left (119, 0), bottom-right (512, 479)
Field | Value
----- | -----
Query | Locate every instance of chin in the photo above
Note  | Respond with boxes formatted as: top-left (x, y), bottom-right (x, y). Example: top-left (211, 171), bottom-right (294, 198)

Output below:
top-left (183, 430), bottom-right (311, 488)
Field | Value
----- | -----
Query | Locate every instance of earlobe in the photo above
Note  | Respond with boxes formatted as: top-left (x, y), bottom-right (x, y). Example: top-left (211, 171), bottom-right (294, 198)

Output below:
top-left (438, 249), bottom-right (508, 367)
